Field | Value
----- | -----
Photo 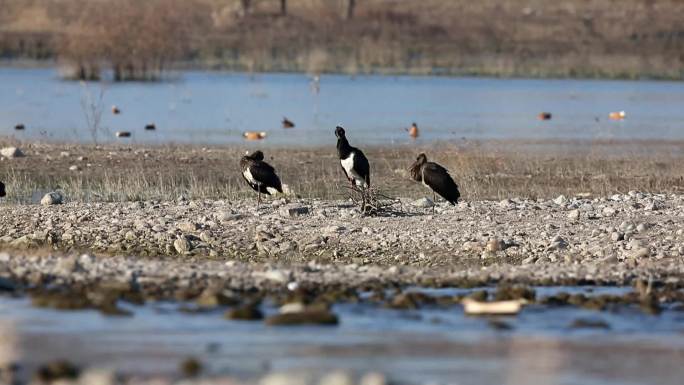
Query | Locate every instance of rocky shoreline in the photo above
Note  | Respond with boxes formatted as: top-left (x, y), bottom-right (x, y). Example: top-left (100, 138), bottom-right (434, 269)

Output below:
top-left (1, 191), bottom-right (684, 288)
top-left (2, 192), bottom-right (684, 385)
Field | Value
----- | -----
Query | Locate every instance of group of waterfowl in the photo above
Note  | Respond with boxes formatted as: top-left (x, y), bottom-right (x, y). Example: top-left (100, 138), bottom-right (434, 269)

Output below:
top-left (240, 125), bottom-right (460, 211)
top-left (244, 121), bottom-right (420, 141)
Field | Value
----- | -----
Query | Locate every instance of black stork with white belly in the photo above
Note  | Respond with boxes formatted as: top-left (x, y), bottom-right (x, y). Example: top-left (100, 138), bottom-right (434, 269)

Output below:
top-left (335, 126), bottom-right (371, 211)
top-left (240, 150), bottom-right (283, 207)
top-left (409, 153), bottom-right (460, 212)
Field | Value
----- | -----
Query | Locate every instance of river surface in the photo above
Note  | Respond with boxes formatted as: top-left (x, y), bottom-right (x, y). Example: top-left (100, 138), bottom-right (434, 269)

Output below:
top-left (1, 286), bottom-right (683, 385)
top-left (1, 68), bottom-right (684, 147)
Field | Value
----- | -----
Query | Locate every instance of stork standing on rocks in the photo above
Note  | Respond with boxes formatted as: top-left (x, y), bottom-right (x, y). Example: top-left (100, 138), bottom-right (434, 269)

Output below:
top-left (335, 126), bottom-right (370, 210)
top-left (240, 150), bottom-right (283, 207)
top-left (409, 153), bottom-right (460, 213)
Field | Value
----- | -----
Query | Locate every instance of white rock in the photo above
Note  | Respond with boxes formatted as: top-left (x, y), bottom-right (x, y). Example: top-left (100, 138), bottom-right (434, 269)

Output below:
top-left (279, 302), bottom-right (306, 314)
top-left (173, 237), bottom-right (192, 253)
top-left (69, 165), bottom-right (80, 171)
top-left (412, 197), bottom-right (434, 208)
top-left (40, 192), bottom-right (63, 206)
top-left (602, 207), bottom-right (616, 217)
top-left (567, 209), bottom-right (580, 220)
top-left (0, 147), bottom-right (24, 158)
top-left (553, 195), bottom-right (567, 205)
top-left (259, 269), bottom-right (290, 283)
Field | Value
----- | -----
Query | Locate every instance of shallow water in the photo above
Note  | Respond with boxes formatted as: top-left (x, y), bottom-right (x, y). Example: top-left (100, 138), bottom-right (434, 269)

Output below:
top-left (1, 286), bottom-right (683, 384)
top-left (2, 68), bottom-right (684, 147)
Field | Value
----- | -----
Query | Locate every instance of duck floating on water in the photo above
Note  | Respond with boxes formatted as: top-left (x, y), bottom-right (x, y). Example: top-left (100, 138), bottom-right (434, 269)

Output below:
top-left (538, 112), bottom-right (552, 120)
top-left (243, 131), bottom-right (267, 140)
top-left (609, 111), bottom-right (626, 120)
top-left (282, 118), bottom-right (295, 129)
top-left (408, 122), bottom-right (419, 138)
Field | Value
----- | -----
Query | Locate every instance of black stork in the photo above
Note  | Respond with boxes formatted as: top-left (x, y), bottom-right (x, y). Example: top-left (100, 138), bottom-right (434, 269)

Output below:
top-left (335, 126), bottom-right (370, 189)
top-left (335, 126), bottom-right (370, 211)
top-left (240, 150), bottom-right (283, 207)
top-left (0, 181), bottom-right (5, 197)
top-left (409, 153), bottom-right (460, 212)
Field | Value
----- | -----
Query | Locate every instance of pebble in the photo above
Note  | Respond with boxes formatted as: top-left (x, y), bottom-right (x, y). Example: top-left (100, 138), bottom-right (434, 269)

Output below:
top-left (602, 207), bottom-right (616, 217)
top-left (173, 237), bottom-right (192, 253)
top-left (40, 192), bottom-right (63, 206)
top-left (611, 232), bottom-right (624, 242)
top-left (631, 247), bottom-right (650, 259)
top-left (279, 205), bottom-right (310, 217)
top-left (412, 197), bottom-right (434, 208)
top-left (567, 209), bottom-right (580, 220)
top-left (486, 237), bottom-right (503, 252)
top-left (553, 195), bottom-right (567, 205)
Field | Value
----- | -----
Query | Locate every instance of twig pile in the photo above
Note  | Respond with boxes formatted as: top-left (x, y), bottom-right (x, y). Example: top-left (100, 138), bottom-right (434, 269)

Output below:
top-left (343, 185), bottom-right (403, 216)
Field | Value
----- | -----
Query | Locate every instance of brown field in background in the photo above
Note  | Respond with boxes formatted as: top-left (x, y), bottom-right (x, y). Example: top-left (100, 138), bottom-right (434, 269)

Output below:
top-left (1, 140), bottom-right (683, 204)
top-left (1, 0), bottom-right (684, 79)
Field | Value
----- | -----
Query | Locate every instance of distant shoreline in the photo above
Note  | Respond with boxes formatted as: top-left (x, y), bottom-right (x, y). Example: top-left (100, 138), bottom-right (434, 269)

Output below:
top-left (0, 60), bottom-right (682, 82)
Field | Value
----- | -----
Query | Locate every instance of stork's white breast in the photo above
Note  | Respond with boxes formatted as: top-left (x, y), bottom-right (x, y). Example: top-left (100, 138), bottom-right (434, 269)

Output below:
top-left (341, 152), bottom-right (355, 176)
top-left (341, 152), bottom-right (366, 187)
top-left (243, 168), bottom-right (257, 185)
top-left (421, 168), bottom-right (430, 189)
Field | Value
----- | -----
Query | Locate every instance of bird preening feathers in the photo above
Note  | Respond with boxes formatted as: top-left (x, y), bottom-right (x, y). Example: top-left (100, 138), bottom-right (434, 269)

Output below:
top-left (409, 153), bottom-right (460, 212)
top-left (240, 150), bottom-right (283, 207)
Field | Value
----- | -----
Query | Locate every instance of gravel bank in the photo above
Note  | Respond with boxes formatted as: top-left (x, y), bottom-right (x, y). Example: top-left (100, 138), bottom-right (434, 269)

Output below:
top-left (1, 191), bottom-right (684, 287)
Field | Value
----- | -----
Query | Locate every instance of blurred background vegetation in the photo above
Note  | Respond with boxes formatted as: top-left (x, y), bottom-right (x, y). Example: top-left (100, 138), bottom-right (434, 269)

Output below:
top-left (1, 0), bottom-right (683, 80)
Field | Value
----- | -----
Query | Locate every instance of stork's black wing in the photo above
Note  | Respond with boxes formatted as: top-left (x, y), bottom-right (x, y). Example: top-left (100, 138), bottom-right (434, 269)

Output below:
top-left (352, 147), bottom-right (371, 187)
top-left (423, 162), bottom-right (460, 205)
top-left (250, 161), bottom-right (283, 194)
top-left (0, 182), bottom-right (5, 197)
